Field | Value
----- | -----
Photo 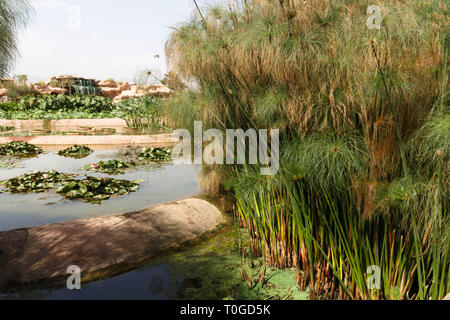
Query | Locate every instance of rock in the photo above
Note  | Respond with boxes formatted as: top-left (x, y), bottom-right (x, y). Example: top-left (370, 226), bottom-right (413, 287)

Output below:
top-left (119, 83), bottom-right (131, 91)
top-left (98, 80), bottom-right (117, 88)
top-left (130, 85), bottom-right (138, 94)
top-left (100, 87), bottom-right (121, 98)
top-left (48, 87), bottom-right (68, 95)
top-left (0, 88), bottom-right (8, 97)
top-left (113, 89), bottom-right (135, 102)
top-left (0, 198), bottom-right (225, 289)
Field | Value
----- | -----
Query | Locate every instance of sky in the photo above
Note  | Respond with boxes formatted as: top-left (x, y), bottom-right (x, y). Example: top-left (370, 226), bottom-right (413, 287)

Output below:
top-left (11, 0), bottom-right (198, 83)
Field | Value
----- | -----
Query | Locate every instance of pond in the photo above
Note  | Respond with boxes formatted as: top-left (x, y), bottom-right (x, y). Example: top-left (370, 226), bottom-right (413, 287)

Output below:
top-left (0, 148), bottom-right (201, 231)
top-left (0, 147), bottom-right (308, 301)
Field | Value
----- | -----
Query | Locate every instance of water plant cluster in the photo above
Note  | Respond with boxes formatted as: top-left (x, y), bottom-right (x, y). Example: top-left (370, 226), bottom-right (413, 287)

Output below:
top-left (165, 0), bottom-right (449, 300)
top-left (0, 170), bottom-right (75, 193)
top-left (85, 147), bottom-right (172, 174)
top-left (56, 176), bottom-right (141, 202)
top-left (57, 145), bottom-right (93, 158)
top-left (138, 147), bottom-right (172, 161)
top-left (0, 169), bottom-right (142, 203)
top-left (0, 141), bottom-right (42, 156)
top-left (0, 143), bottom-right (174, 202)
top-left (85, 159), bottom-right (133, 174)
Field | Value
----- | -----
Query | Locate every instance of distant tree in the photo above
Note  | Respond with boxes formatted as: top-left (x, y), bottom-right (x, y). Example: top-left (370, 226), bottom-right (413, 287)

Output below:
top-left (0, 0), bottom-right (33, 78)
top-left (14, 74), bottom-right (28, 86)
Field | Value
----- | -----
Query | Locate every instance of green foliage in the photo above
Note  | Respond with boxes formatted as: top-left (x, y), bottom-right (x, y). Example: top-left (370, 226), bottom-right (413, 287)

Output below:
top-left (117, 96), bottom-right (163, 129)
top-left (0, 141), bottom-right (42, 157)
top-left (56, 176), bottom-right (141, 203)
top-left (0, 170), bottom-right (74, 193)
top-left (57, 145), bottom-right (93, 158)
top-left (408, 113), bottom-right (450, 177)
top-left (163, 91), bottom-right (202, 131)
top-left (281, 134), bottom-right (367, 193)
top-left (165, 0), bottom-right (449, 300)
top-left (0, 94), bottom-right (121, 119)
top-left (137, 147), bottom-right (172, 162)
top-left (12, 94), bottom-right (113, 112)
top-left (85, 159), bottom-right (134, 174)
top-left (0, 126), bottom-right (14, 132)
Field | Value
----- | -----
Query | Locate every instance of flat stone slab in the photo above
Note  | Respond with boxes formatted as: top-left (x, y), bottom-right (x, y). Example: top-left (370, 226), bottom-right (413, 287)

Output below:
top-left (0, 198), bottom-right (225, 289)
top-left (0, 133), bottom-right (175, 146)
top-left (0, 118), bottom-right (127, 129)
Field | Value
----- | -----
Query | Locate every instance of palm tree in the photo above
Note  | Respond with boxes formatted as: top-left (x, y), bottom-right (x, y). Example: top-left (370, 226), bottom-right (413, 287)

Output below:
top-left (0, 0), bottom-right (32, 78)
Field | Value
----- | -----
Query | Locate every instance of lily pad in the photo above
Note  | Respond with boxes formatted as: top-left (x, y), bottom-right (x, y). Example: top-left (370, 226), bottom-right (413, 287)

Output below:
top-left (57, 176), bottom-right (141, 203)
top-left (0, 170), bottom-right (75, 193)
top-left (58, 145), bottom-right (93, 158)
top-left (84, 159), bottom-right (135, 174)
top-left (0, 142), bottom-right (43, 157)
top-left (138, 147), bottom-right (172, 162)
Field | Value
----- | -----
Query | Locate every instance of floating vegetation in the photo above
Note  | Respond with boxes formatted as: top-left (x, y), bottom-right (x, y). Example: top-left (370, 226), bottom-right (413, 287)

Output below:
top-left (56, 176), bottom-right (141, 203)
top-left (58, 145), bottom-right (93, 158)
top-left (138, 147), bottom-right (172, 162)
top-left (85, 159), bottom-right (135, 174)
top-left (0, 126), bottom-right (14, 132)
top-left (0, 141), bottom-right (42, 157)
top-left (0, 170), bottom-right (75, 193)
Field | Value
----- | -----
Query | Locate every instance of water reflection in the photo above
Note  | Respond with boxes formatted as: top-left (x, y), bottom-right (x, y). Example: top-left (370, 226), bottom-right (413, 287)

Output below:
top-left (0, 265), bottom-right (178, 300)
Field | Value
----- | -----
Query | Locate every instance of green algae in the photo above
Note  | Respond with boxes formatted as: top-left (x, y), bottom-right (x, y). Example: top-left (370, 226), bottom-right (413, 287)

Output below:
top-left (145, 225), bottom-right (309, 300)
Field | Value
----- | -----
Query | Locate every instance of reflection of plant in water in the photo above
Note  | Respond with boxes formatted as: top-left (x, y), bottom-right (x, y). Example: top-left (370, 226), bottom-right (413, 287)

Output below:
top-left (58, 145), bottom-right (93, 158)
top-left (0, 170), bottom-right (75, 193)
top-left (0, 125), bottom-right (14, 132)
top-left (0, 141), bottom-right (42, 156)
top-left (57, 176), bottom-right (142, 203)
top-left (0, 159), bottom-right (22, 169)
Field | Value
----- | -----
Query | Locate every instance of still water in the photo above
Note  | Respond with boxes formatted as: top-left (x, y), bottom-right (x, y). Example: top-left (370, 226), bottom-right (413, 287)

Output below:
top-left (0, 149), bottom-right (201, 231)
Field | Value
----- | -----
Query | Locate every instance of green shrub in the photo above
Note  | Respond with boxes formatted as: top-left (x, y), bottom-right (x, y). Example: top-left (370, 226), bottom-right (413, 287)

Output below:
top-left (118, 96), bottom-right (163, 129)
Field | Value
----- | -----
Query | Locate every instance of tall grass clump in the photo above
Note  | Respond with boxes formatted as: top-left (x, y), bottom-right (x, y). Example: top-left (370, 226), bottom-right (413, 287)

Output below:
top-left (118, 96), bottom-right (164, 130)
top-left (165, 0), bottom-right (449, 299)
